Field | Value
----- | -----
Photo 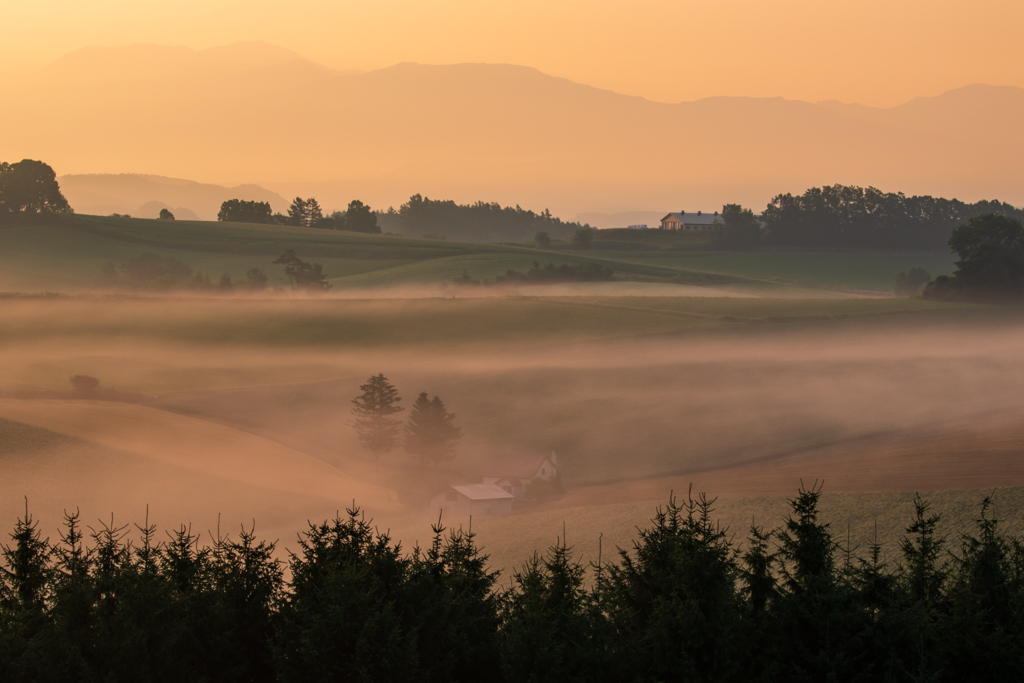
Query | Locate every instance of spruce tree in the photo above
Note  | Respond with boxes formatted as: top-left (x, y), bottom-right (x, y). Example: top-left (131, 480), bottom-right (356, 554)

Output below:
top-left (350, 374), bottom-right (404, 464)
top-left (404, 392), bottom-right (462, 464)
top-left (601, 490), bottom-right (741, 682)
top-left (500, 537), bottom-right (606, 683)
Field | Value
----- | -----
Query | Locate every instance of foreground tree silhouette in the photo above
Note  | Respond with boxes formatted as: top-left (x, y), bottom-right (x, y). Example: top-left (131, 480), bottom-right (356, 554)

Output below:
top-left (350, 374), bottom-right (403, 464)
top-left (600, 490), bottom-right (741, 682)
top-left (404, 392), bottom-right (462, 464)
top-left (500, 538), bottom-right (606, 683)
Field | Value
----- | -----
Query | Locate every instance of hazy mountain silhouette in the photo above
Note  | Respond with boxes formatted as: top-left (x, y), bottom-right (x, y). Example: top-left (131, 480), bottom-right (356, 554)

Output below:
top-left (59, 173), bottom-right (287, 220)
top-left (6, 42), bottom-right (1021, 216)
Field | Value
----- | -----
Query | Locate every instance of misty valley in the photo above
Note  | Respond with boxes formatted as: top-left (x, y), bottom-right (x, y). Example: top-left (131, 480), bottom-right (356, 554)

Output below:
top-left (4, 50), bottom-right (1024, 676)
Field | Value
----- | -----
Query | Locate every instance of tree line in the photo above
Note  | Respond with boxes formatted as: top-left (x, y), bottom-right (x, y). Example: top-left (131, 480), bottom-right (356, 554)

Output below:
top-left (218, 198), bottom-right (381, 234)
top-left (398, 194), bottom-right (590, 243)
top-left (92, 250), bottom-right (333, 292)
top-left (712, 185), bottom-right (1024, 250)
top-left (2, 485), bottom-right (1022, 682)
top-left (455, 261), bottom-right (615, 286)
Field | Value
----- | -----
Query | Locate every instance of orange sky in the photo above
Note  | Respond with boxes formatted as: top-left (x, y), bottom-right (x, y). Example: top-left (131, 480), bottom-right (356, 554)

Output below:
top-left (3, 0), bottom-right (1022, 106)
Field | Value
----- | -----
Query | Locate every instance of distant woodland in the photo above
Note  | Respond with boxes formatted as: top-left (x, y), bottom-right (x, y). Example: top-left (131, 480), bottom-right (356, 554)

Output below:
top-left (218, 194), bottom-right (591, 243)
top-left (756, 185), bottom-right (1024, 249)
top-left (213, 185), bottom-right (1023, 251)
top-left (2, 487), bottom-right (1023, 681)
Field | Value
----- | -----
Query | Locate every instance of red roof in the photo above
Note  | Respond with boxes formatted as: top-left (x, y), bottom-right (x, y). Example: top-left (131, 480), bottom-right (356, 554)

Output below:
top-left (484, 453), bottom-right (552, 480)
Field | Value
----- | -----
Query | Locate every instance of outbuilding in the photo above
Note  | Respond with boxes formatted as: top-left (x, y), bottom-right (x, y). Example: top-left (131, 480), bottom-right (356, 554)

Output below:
top-left (431, 483), bottom-right (514, 518)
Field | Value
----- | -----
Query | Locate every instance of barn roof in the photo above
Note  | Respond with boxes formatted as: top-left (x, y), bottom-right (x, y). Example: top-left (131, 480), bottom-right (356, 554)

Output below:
top-left (483, 453), bottom-right (552, 480)
top-left (661, 212), bottom-right (720, 226)
top-left (451, 484), bottom-right (515, 500)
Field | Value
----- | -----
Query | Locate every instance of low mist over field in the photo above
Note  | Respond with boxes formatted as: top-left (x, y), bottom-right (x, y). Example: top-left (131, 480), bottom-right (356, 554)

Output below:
top-left (6, 2), bottom-right (1024, 678)
top-left (3, 295), bottom-right (1023, 559)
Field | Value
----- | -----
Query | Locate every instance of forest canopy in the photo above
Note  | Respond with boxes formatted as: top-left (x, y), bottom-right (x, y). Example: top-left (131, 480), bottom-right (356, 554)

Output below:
top-left (760, 184), bottom-right (1024, 249)
top-left (398, 194), bottom-right (591, 242)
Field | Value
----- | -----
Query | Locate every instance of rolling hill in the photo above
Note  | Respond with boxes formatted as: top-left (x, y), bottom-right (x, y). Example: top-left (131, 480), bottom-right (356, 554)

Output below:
top-left (0, 214), bottom-right (956, 293)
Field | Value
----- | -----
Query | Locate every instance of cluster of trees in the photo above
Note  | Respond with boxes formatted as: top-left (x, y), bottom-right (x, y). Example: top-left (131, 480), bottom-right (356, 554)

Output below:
top-left (350, 374), bottom-right (461, 465)
top-left (711, 204), bottom-right (763, 249)
top-left (218, 198), bottom-right (381, 234)
top-left (758, 185), bottom-right (1024, 249)
top-left (3, 487), bottom-right (1023, 681)
top-left (923, 214), bottom-right (1024, 303)
top-left (893, 267), bottom-right (931, 296)
top-left (217, 199), bottom-right (274, 224)
top-left (271, 250), bottom-right (331, 291)
top-left (0, 159), bottom-right (71, 218)
top-left (491, 261), bottom-right (614, 284)
top-left (93, 253), bottom-right (268, 292)
top-left (399, 194), bottom-right (590, 243)
top-left (91, 249), bottom-right (333, 293)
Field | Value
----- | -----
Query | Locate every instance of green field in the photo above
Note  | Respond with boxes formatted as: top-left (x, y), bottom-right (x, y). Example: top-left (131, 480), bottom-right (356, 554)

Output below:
top-left (0, 214), bottom-right (957, 292)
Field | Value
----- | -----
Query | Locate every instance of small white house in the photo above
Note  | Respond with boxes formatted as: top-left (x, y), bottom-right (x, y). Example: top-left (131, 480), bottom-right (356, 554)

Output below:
top-left (660, 211), bottom-right (720, 231)
top-left (482, 452), bottom-right (558, 497)
top-left (430, 484), bottom-right (514, 518)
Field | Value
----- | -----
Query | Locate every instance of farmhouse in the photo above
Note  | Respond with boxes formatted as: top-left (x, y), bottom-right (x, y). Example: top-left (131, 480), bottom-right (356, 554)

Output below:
top-left (483, 452), bottom-right (558, 497)
top-left (431, 484), bottom-right (514, 517)
top-left (660, 211), bottom-right (720, 231)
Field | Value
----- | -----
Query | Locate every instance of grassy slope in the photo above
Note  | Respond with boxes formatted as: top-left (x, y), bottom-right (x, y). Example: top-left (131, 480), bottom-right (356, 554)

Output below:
top-left (0, 214), bottom-right (956, 292)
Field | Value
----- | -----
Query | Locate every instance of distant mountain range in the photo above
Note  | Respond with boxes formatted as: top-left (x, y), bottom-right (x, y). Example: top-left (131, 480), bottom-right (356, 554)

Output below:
top-left (3, 42), bottom-right (1021, 219)
top-left (58, 174), bottom-right (287, 220)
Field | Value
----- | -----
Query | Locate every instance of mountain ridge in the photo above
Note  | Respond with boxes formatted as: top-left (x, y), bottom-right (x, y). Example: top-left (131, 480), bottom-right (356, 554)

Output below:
top-left (5, 42), bottom-right (1021, 216)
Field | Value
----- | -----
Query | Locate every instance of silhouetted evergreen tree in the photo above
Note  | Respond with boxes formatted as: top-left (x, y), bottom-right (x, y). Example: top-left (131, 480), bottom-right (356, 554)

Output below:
top-left (407, 518), bottom-right (501, 682)
top-left (274, 507), bottom-right (419, 682)
top-left (500, 537), bottom-right (607, 683)
top-left (601, 490), bottom-right (741, 682)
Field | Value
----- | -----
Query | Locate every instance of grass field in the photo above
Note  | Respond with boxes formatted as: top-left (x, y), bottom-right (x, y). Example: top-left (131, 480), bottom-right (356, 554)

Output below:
top-left (0, 214), bottom-right (957, 292)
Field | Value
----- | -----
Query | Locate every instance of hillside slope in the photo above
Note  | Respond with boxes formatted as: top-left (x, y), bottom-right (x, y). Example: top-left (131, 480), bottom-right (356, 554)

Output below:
top-left (0, 214), bottom-right (954, 292)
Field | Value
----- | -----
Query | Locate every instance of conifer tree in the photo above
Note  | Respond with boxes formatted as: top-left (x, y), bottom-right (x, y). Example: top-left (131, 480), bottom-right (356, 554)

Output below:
top-left (408, 518), bottom-right (501, 682)
top-left (500, 537), bottom-right (606, 683)
top-left (601, 490), bottom-right (741, 682)
top-left (404, 392), bottom-right (462, 464)
top-left (350, 374), bottom-right (404, 464)
top-left (287, 197), bottom-right (307, 226)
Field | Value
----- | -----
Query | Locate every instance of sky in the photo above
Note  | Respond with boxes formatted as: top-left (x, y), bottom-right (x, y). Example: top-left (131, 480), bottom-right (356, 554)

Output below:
top-left (3, 0), bottom-right (1022, 107)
